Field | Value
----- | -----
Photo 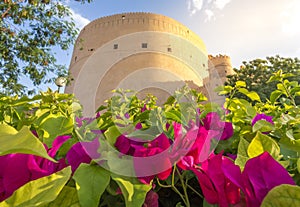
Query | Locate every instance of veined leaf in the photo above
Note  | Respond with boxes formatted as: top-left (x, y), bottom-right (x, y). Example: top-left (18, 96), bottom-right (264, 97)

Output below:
top-left (238, 88), bottom-right (261, 102)
top-left (0, 167), bottom-right (71, 207)
top-left (252, 120), bottom-right (275, 133)
top-left (235, 137), bottom-right (250, 169)
top-left (270, 90), bottom-right (283, 103)
top-left (261, 184), bottom-right (300, 207)
top-left (235, 81), bottom-right (246, 88)
top-left (111, 174), bottom-right (151, 207)
top-left (73, 164), bottom-right (110, 207)
top-left (37, 114), bottom-right (74, 148)
top-left (0, 124), bottom-right (55, 162)
top-left (41, 186), bottom-right (80, 207)
top-left (248, 132), bottom-right (280, 159)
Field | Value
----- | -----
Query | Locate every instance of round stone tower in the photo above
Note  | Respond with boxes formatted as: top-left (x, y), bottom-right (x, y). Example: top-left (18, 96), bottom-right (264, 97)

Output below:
top-left (65, 12), bottom-right (208, 116)
top-left (200, 55), bottom-right (234, 104)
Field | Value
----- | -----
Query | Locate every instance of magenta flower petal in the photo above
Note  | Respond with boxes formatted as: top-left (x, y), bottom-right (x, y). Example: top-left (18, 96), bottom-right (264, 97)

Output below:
top-left (252, 113), bottom-right (274, 126)
top-left (220, 122), bottom-right (234, 140)
top-left (115, 135), bottom-right (132, 155)
top-left (48, 135), bottom-right (71, 157)
top-left (243, 152), bottom-right (295, 205)
top-left (66, 142), bottom-right (92, 172)
top-left (1, 154), bottom-right (31, 200)
top-left (202, 112), bottom-right (223, 130)
top-left (192, 168), bottom-right (219, 204)
top-left (192, 154), bottom-right (241, 207)
top-left (201, 112), bottom-right (233, 140)
top-left (143, 190), bottom-right (159, 207)
top-left (223, 152), bottom-right (296, 206)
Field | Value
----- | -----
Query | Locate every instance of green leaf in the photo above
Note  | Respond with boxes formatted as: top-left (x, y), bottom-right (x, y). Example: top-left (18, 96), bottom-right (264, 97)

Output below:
top-left (0, 167), bottom-right (71, 207)
top-left (252, 120), bottom-right (275, 133)
top-left (261, 184), bottom-right (300, 207)
top-left (165, 110), bottom-right (187, 125)
top-left (111, 174), bottom-right (151, 207)
top-left (238, 88), bottom-right (261, 102)
top-left (279, 137), bottom-right (300, 153)
top-left (235, 137), bottom-right (250, 169)
top-left (0, 124), bottom-right (55, 162)
top-left (235, 81), bottom-right (246, 88)
top-left (270, 90), bottom-right (283, 103)
top-left (127, 126), bottom-right (161, 141)
top-left (73, 164), bottom-right (110, 207)
top-left (104, 125), bottom-right (123, 146)
top-left (38, 114), bottom-right (74, 147)
top-left (42, 186), bottom-right (80, 207)
top-left (297, 158), bottom-right (300, 174)
top-left (247, 132), bottom-right (280, 159)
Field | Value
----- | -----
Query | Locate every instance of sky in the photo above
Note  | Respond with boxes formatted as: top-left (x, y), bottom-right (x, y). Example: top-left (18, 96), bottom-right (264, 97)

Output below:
top-left (43, 0), bottom-right (300, 91)
top-left (63, 0), bottom-right (300, 68)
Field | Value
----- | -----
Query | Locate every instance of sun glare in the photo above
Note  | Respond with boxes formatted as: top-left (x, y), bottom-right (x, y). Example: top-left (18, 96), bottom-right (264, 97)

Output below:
top-left (281, 0), bottom-right (300, 36)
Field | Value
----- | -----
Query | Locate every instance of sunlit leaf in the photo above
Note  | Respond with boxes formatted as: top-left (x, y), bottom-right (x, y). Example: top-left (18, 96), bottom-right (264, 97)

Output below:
top-left (111, 174), bottom-right (151, 207)
top-left (73, 164), bottom-right (110, 207)
top-left (261, 184), bottom-right (300, 207)
top-left (0, 124), bottom-right (55, 161)
top-left (42, 186), bottom-right (80, 207)
top-left (38, 114), bottom-right (74, 147)
top-left (248, 132), bottom-right (280, 159)
top-left (0, 167), bottom-right (71, 207)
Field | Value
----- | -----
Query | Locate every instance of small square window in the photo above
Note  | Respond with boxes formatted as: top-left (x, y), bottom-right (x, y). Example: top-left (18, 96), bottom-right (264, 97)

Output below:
top-left (167, 47), bottom-right (172, 52)
top-left (113, 44), bottom-right (118, 49)
top-left (122, 15), bottom-right (125, 20)
top-left (141, 43), bottom-right (148, 48)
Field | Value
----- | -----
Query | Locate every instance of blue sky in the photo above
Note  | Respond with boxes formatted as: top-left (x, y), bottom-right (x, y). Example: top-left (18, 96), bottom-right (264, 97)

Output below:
top-left (49, 0), bottom-right (300, 91)
top-left (65, 0), bottom-right (300, 66)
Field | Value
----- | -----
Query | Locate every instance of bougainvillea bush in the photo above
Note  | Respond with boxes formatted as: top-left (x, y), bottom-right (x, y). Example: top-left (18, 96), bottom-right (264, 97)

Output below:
top-left (0, 70), bottom-right (300, 207)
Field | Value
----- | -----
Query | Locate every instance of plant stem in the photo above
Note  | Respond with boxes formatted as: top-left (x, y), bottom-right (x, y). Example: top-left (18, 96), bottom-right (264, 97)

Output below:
top-left (156, 178), bottom-right (172, 188)
top-left (281, 80), bottom-right (296, 107)
top-left (186, 184), bottom-right (203, 198)
top-left (176, 167), bottom-right (190, 207)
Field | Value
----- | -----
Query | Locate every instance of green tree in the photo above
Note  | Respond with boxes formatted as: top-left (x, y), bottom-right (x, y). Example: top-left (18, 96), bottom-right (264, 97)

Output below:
top-left (225, 56), bottom-right (300, 102)
top-left (0, 0), bottom-right (92, 95)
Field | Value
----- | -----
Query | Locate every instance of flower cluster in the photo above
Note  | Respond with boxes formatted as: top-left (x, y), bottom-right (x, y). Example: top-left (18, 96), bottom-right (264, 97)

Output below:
top-left (0, 134), bottom-right (99, 201)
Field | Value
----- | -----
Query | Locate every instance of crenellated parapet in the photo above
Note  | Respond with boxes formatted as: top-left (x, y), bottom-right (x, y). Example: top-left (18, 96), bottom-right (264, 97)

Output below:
top-left (71, 12), bottom-right (206, 68)
top-left (208, 54), bottom-right (232, 67)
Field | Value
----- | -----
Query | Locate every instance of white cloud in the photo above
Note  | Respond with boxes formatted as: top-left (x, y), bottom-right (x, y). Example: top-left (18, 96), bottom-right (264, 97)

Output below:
top-left (70, 8), bottom-right (90, 30)
top-left (214, 0), bottom-right (231, 10)
top-left (187, 0), bottom-right (204, 15)
top-left (204, 9), bottom-right (215, 22)
top-left (280, 0), bottom-right (300, 36)
top-left (61, 1), bottom-right (90, 30)
top-left (186, 0), bottom-right (232, 19)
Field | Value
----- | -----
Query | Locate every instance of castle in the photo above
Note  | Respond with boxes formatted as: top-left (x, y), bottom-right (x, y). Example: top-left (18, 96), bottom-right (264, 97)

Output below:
top-left (65, 12), bottom-right (234, 116)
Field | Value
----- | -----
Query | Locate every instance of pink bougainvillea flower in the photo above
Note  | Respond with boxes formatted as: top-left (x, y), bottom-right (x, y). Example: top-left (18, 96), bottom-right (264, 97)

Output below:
top-left (222, 152), bottom-right (295, 207)
top-left (66, 137), bottom-right (100, 172)
top-left (202, 112), bottom-right (233, 140)
top-left (76, 117), bottom-right (95, 128)
top-left (115, 133), bottom-right (172, 184)
top-left (0, 135), bottom-right (71, 201)
top-left (252, 113), bottom-right (274, 126)
top-left (142, 190), bottom-right (159, 207)
top-left (173, 122), bottom-right (212, 170)
top-left (174, 113), bottom-right (233, 171)
top-left (191, 153), bottom-right (241, 207)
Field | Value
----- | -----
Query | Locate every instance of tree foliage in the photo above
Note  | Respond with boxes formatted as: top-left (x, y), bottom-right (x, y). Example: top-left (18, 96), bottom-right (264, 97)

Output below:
top-left (225, 56), bottom-right (300, 102)
top-left (0, 0), bottom-right (92, 95)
